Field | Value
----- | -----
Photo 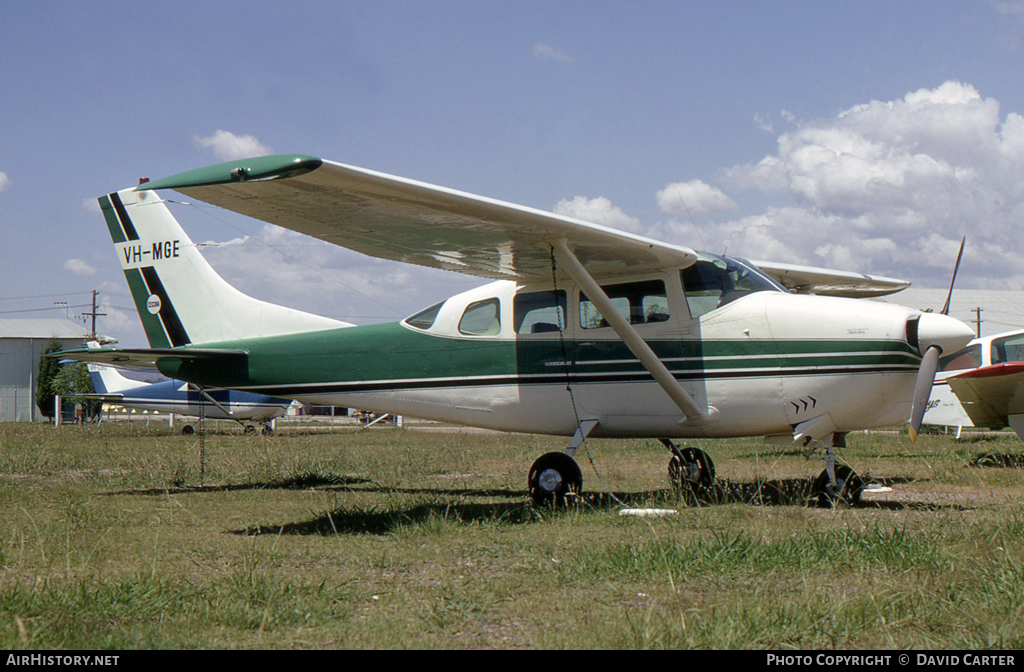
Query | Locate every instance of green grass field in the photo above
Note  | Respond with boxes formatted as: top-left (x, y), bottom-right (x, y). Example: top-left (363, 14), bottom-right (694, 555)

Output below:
top-left (2, 420), bottom-right (1024, 649)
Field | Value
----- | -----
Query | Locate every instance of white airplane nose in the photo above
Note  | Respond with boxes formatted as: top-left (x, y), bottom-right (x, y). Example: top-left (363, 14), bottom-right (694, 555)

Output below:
top-left (915, 312), bottom-right (975, 355)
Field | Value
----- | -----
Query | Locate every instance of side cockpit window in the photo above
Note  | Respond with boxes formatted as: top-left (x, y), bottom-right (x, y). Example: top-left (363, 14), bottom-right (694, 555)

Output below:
top-left (991, 334), bottom-right (1024, 365)
top-left (458, 298), bottom-right (501, 336)
top-left (680, 253), bottom-right (783, 319)
top-left (939, 344), bottom-right (982, 372)
top-left (514, 290), bottom-right (566, 334)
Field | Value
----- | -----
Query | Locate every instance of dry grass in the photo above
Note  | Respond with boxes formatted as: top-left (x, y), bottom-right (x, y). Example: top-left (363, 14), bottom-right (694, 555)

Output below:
top-left (1, 421), bottom-right (1023, 649)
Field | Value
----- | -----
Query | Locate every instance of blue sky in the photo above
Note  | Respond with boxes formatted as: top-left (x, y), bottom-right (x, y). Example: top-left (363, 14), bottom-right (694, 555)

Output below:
top-left (4, 1), bottom-right (1024, 346)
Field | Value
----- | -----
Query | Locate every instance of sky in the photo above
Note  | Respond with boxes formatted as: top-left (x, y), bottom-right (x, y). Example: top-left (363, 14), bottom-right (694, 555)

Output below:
top-left (4, 1), bottom-right (1024, 347)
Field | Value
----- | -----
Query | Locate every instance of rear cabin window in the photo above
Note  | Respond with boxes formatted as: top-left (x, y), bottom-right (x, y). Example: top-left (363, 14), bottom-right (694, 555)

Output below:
top-left (513, 290), bottom-right (567, 334)
top-left (579, 280), bottom-right (669, 329)
top-left (939, 344), bottom-right (982, 372)
top-left (405, 301), bottom-right (444, 330)
top-left (991, 334), bottom-right (1024, 364)
top-left (458, 298), bottom-right (501, 336)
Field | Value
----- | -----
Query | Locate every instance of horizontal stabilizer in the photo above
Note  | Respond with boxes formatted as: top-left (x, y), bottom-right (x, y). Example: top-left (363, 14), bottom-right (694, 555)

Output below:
top-left (53, 347), bottom-right (249, 386)
top-left (64, 393), bottom-right (125, 403)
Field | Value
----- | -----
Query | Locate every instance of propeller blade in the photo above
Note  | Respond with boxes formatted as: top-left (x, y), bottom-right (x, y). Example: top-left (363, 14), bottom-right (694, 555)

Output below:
top-left (908, 345), bottom-right (942, 442)
top-left (940, 236), bottom-right (965, 316)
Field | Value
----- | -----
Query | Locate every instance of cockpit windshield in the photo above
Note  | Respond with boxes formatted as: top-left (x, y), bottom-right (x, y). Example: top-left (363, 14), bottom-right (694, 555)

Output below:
top-left (680, 253), bottom-right (786, 318)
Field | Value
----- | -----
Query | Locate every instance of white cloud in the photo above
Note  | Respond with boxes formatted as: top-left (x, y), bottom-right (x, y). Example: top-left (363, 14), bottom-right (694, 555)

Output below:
top-left (533, 43), bottom-right (575, 64)
top-left (995, 1), bottom-right (1024, 17)
top-left (64, 258), bottom-right (97, 276)
top-left (754, 113), bottom-right (774, 134)
top-left (81, 197), bottom-right (101, 213)
top-left (554, 196), bottom-right (643, 233)
top-left (0, 172), bottom-right (10, 192)
top-left (656, 180), bottom-right (738, 215)
top-left (701, 81), bottom-right (1024, 288)
top-left (193, 130), bottom-right (273, 161)
top-left (198, 224), bottom-right (478, 323)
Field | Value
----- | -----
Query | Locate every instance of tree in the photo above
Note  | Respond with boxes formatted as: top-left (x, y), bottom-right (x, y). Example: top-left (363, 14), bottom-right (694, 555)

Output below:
top-left (35, 339), bottom-right (63, 419)
top-left (52, 363), bottom-right (102, 420)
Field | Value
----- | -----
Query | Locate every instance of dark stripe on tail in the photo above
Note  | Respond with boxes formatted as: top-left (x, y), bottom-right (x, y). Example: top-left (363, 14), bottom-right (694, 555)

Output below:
top-left (140, 266), bottom-right (191, 347)
top-left (109, 192), bottom-right (140, 241)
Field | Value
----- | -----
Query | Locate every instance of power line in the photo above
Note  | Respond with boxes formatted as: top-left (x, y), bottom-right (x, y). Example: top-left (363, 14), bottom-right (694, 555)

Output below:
top-left (0, 291), bottom-right (94, 302)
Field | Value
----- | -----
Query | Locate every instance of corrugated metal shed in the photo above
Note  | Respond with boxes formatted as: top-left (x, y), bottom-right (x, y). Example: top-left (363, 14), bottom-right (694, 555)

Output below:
top-left (0, 319), bottom-right (91, 422)
top-left (0, 319), bottom-right (90, 339)
top-left (880, 289), bottom-right (1024, 337)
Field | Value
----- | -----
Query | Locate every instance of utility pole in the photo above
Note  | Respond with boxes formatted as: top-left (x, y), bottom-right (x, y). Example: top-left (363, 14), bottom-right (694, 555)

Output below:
top-left (971, 306), bottom-right (983, 338)
top-left (82, 290), bottom-right (106, 337)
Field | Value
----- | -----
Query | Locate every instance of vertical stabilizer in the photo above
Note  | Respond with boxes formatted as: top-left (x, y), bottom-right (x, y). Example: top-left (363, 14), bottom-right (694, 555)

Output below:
top-left (87, 363), bottom-right (148, 394)
top-left (99, 188), bottom-right (350, 347)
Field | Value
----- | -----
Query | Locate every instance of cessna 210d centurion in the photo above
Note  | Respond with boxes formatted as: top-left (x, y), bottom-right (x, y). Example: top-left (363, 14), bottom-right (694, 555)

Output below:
top-left (61, 154), bottom-right (975, 506)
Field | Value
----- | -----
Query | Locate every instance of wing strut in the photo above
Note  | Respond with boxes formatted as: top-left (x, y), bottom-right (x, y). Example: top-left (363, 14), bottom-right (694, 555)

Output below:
top-left (190, 384), bottom-right (233, 417)
top-left (550, 239), bottom-right (718, 426)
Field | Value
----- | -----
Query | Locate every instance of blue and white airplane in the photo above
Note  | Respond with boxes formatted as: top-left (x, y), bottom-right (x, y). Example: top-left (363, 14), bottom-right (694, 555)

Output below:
top-left (80, 361), bottom-right (292, 435)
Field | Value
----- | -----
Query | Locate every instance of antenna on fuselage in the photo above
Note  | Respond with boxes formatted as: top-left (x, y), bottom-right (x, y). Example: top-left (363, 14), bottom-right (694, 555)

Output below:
top-left (673, 184), bottom-right (705, 250)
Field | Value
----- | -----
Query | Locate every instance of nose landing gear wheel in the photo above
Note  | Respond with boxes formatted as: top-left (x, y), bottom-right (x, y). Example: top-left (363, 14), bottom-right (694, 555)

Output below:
top-left (812, 464), bottom-right (864, 507)
top-left (668, 447), bottom-right (715, 491)
top-left (528, 452), bottom-right (583, 507)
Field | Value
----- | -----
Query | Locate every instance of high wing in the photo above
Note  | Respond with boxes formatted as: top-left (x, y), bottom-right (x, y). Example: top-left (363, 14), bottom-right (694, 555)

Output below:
top-left (945, 362), bottom-right (1024, 434)
top-left (138, 155), bottom-right (695, 281)
top-left (137, 154), bottom-right (909, 295)
top-left (749, 259), bottom-right (910, 298)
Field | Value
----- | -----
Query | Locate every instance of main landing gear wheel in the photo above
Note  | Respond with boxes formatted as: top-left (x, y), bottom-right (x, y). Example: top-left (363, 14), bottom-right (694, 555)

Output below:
top-left (528, 452), bottom-right (582, 507)
top-left (261, 424), bottom-right (273, 436)
top-left (181, 425), bottom-right (195, 436)
top-left (668, 447), bottom-right (715, 491)
top-left (243, 425), bottom-right (257, 436)
top-left (812, 464), bottom-right (864, 508)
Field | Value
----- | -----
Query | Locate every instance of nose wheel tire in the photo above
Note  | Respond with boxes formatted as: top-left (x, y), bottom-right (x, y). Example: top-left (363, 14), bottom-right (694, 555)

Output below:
top-left (528, 452), bottom-right (583, 507)
top-left (812, 464), bottom-right (864, 507)
top-left (668, 447), bottom-right (715, 491)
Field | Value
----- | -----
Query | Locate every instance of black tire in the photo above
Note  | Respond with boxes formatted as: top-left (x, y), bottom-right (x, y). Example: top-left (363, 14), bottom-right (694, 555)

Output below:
top-left (244, 425), bottom-right (257, 435)
top-left (668, 447), bottom-right (715, 490)
top-left (261, 425), bottom-right (273, 436)
top-left (528, 452), bottom-right (582, 507)
top-left (181, 425), bottom-right (195, 436)
top-left (812, 464), bottom-right (864, 507)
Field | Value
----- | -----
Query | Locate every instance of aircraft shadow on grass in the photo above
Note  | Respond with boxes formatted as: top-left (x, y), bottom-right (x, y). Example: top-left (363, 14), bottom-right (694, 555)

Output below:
top-left (185, 474), bottom-right (963, 537)
top-left (104, 472), bottom-right (972, 536)
top-left (969, 452), bottom-right (1024, 468)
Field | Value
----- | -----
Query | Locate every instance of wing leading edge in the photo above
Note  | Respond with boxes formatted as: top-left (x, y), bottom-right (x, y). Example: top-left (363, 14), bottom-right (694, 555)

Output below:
top-left (136, 154), bottom-right (910, 295)
top-left (138, 155), bottom-right (697, 282)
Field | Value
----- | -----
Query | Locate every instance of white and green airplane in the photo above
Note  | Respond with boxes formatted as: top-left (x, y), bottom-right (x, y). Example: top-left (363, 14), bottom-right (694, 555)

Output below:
top-left (61, 154), bottom-right (975, 505)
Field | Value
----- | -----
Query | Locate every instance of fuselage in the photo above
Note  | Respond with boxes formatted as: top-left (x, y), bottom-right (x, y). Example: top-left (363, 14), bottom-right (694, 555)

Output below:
top-left (157, 258), bottom-right (942, 440)
top-left (96, 376), bottom-right (289, 421)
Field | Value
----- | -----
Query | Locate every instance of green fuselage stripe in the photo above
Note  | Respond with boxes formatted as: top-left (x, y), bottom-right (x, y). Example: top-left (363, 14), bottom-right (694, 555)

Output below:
top-left (168, 322), bottom-right (918, 394)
